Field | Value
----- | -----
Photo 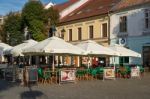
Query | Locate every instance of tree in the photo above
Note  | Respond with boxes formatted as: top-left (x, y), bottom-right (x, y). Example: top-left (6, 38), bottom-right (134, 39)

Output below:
top-left (2, 12), bottom-right (24, 45)
top-left (22, 0), bottom-right (46, 41)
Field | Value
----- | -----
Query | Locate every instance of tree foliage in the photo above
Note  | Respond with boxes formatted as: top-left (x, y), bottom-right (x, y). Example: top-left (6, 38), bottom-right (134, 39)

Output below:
top-left (22, 1), bottom-right (45, 41)
top-left (1, 0), bottom-right (60, 44)
top-left (2, 12), bottom-right (24, 45)
top-left (22, 1), bottom-right (44, 24)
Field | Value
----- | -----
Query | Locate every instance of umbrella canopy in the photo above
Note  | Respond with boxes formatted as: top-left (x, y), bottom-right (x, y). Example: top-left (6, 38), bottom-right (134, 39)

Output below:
top-left (0, 43), bottom-right (12, 55)
top-left (76, 40), bottom-right (117, 56)
top-left (23, 36), bottom-right (85, 55)
top-left (5, 39), bottom-right (38, 56)
top-left (109, 44), bottom-right (141, 57)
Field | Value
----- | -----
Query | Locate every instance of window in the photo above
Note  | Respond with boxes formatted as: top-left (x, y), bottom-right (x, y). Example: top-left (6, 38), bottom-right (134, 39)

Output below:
top-left (119, 57), bottom-right (129, 65)
top-left (120, 16), bottom-right (127, 32)
top-left (102, 23), bottom-right (108, 37)
top-left (145, 9), bottom-right (150, 29)
top-left (68, 29), bottom-right (72, 41)
top-left (89, 25), bottom-right (93, 39)
top-left (78, 27), bottom-right (82, 40)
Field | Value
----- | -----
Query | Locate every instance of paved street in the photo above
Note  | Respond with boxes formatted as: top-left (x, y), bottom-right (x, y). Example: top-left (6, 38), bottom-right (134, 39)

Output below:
top-left (0, 73), bottom-right (150, 99)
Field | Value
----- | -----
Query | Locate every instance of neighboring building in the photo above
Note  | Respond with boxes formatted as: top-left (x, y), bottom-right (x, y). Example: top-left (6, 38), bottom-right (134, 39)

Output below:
top-left (56, 0), bottom-right (119, 66)
top-left (110, 0), bottom-right (150, 66)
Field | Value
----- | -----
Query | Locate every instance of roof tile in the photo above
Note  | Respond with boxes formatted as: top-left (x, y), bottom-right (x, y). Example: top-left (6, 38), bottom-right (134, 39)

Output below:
top-left (111, 0), bottom-right (150, 11)
top-left (60, 0), bottom-right (119, 23)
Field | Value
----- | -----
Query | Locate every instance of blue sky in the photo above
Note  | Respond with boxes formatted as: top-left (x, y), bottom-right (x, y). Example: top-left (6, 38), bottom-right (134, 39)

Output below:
top-left (0, 0), bottom-right (67, 15)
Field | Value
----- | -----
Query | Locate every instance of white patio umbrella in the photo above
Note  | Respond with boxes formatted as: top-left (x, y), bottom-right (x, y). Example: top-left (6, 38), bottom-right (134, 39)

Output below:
top-left (109, 44), bottom-right (141, 57)
top-left (23, 36), bottom-right (85, 55)
top-left (0, 43), bottom-right (12, 62)
top-left (0, 43), bottom-right (12, 55)
top-left (76, 40), bottom-right (117, 68)
top-left (5, 39), bottom-right (38, 56)
top-left (76, 40), bottom-right (117, 56)
top-left (23, 36), bottom-right (85, 70)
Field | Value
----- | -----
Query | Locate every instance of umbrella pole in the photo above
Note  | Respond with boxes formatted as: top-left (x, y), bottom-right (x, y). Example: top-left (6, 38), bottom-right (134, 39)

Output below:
top-left (52, 54), bottom-right (55, 71)
top-left (88, 56), bottom-right (90, 68)
top-left (113, 56), bottom-right (116, 71)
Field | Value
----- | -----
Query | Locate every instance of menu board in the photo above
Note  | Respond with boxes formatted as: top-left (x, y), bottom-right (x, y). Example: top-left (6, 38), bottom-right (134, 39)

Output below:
top-left (131, 67), bottom-right (140, 78)
top-left (60, 69), bottom-right (76, 83)
top-left (103, 68), bottom-right (115, 80)
top-left (26, 66), bottom-right (38, 82)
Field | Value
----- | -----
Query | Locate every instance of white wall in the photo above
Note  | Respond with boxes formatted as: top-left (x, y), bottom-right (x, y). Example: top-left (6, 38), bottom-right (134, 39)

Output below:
top-left (110, 6), bottom-right (150, 65)
top-left (110, 7), bottom-right (147, 40)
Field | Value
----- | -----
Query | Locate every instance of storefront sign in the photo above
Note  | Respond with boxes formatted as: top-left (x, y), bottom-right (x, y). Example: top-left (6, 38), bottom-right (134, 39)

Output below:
top-left (60, 69), bottom-right (76, 83)
top-left (131, 67), bottom-right (140, 78)
top-left (103, 68), bottom-right (115, 80)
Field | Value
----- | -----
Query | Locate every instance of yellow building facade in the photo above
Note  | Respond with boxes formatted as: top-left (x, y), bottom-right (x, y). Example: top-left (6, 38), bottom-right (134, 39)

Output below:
top-left (56, 15), bottom-right (110, 67)
top-left (57, 15), bottom-right (109, 46)
top-left (54, 0), bottom-right (119, 67)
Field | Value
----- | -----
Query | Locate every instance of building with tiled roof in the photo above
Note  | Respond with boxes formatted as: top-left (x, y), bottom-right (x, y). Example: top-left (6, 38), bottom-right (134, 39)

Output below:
top-left (60, 0), bottom-right (119, 23)
top-left (56, 0), bottom-right (120, 66)
top-left (109, 0), bottom-right (150, 66)
top-left (57, 0), bottom-right (119, 45)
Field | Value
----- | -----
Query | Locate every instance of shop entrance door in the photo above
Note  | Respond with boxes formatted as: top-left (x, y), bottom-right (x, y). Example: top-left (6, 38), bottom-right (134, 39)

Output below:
top-left (143, 46), bottom-right (150, 68)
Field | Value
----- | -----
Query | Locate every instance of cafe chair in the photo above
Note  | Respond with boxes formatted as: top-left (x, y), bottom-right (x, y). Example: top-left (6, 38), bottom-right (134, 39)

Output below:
top-left (42, 70), bottom-right (52, 84)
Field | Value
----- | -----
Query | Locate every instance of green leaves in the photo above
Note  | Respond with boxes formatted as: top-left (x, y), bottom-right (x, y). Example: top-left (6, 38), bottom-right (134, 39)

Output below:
top-left (2, 13), bottom-right (24, 45)
top-left (1, 0), bottom-right (60, 45)
top-left (28, 20), bottom-right (45, 41)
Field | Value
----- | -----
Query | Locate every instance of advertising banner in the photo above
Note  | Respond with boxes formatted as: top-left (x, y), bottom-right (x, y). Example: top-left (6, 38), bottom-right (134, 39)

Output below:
top-left (103, 68), bottom-right (115, 80)
top-left (60, 69), bottom-right (76, 82)
top-left (131, 67), bottom-right (140, 78)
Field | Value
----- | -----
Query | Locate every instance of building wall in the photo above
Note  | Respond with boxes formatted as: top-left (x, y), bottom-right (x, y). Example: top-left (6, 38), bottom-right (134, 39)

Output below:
top-left (110, 7), bottom-right (146, 39)
top-left (57, 15), bottom-right (109, 46)
top-left (110, 5), bottom-right (150, 65)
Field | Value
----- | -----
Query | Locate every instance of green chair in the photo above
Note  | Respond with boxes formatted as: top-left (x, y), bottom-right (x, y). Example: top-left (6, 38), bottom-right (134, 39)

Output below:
top-left (90, 69), bottom-right (98, 80)
top-left (42, 70), bottom-right (52, 84)
top-left (76, 69), bottom-right (86, 80)
top-left (37, 68), bottom-right (43, 78)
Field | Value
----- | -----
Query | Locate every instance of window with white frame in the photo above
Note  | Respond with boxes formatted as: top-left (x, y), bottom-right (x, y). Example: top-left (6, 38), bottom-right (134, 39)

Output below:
top-left (119, 16), bottom-right (127, 32)
top-left (145, 9), bottom-right (150, 29)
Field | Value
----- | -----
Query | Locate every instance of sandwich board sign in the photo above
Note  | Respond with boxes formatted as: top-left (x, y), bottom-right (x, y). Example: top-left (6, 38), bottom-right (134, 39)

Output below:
top-left (103, 67), bottom-right (115, 80)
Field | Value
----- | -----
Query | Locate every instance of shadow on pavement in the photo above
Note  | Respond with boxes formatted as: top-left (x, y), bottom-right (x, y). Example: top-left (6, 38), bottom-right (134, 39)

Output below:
top-left (20, 86), bottom-right (48, 99)
top-left (0, 80), bottom-right (18, 92)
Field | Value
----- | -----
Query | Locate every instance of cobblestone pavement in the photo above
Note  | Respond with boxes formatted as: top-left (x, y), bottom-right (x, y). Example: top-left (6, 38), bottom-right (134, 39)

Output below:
top-left (0, 73), bottom-right (150, 99)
